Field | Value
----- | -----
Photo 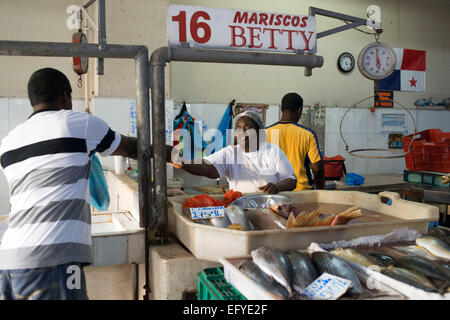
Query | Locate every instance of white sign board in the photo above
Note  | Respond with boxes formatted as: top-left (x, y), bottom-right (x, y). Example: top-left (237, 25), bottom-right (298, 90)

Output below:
top-left (168, 5), bottom-right (316, 53)
top-left (301, 273), bottom-right (352, 300)
top-left (190, 206), bottom-right (225, 220)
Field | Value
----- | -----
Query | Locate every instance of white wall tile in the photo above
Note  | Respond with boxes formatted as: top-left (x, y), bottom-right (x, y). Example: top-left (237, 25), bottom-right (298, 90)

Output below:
top-left (325, 108), bottom-right (340, 133)
top-left (91, 98), bottom-right (108, 122)
top-left (0, 99), bottom-right (8, 132)
top-left (0, 198), bottom-right (10, 216)
top-left (106, 99), bottom-right (132, 136)
top-left (8, 99), bottom-right (31, 130)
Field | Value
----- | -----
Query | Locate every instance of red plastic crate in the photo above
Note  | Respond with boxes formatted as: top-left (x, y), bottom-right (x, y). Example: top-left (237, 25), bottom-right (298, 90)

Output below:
top-left (403, 129), bottom-right (450, 173)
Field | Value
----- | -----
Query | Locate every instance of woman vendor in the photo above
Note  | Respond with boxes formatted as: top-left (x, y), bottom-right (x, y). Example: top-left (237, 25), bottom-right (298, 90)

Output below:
top-left (171, 111), bottom-right (297, 194)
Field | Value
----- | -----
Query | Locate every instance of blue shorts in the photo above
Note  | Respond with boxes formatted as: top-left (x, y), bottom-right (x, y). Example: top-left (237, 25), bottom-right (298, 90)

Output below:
top-left (0, 262), bottom-right (88, 300)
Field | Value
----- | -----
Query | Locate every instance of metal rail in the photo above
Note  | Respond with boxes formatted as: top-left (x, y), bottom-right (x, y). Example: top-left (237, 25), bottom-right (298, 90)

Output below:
top-left (149, 46), bottom-right (324, 237)
top-left (0, 39), bottom-right (153, 300)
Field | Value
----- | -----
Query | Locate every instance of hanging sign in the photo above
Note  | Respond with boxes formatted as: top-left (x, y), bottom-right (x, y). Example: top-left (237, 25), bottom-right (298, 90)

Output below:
top-left (168, 5), bottom-right (317, 53)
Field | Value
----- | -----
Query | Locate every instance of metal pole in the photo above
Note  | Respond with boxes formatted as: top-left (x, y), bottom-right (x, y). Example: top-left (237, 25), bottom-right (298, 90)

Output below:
top-left (83, 0), bottom-right (97, 9)
top-left (0, 39), bottom-right (153, 300)
top-left (97, 0), bottom-right (106, 75)
top-left (135, 49), bottom-right (153, 300)
top-left (149, 47), bottom-right (170, 239)
top-left (169, 47), bottom-right (324, 70)
top-left (149, 46), bottom-right (323, 236)
top-left (0, 41), bottom-right (142, 58)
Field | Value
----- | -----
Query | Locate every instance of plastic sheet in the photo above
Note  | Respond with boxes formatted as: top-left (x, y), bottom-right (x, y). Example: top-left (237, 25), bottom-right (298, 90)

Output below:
top-left (89, 153), bottom-right (110, 211)
top-left (314, 227), bottom-right (422, 251)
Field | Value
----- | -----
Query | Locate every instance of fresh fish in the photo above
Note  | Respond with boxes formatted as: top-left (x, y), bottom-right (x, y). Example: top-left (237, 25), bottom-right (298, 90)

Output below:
top-left (311, 251), bottom-right (363, 295)
top-left (238, 260), bottom-right (289, 299)
top-left (393, 245), bottom-right (439, 261)
top-left (396, 255), bottom-right (450, 282)
top-left (374, 247), bottom-right (407, 260)
top-left (210, 215), bottom-right (231, 228)
top-left (416, 236), bottom-right (450, 261)
top-left (286, 250), bottom-right (318, 292)
top-left (428, 227), bottom-right (450, 246)
top-left (381, 266), bottom-right (437, 292)
top-left (251, 246), bottom-right (294, 297)
top-left (368, 252), bottom-right (397, 268)
top-left (269, 204), bottom-right (299, 219)
top-left (331, 248), bottom-right (377, 268)
top-left (224, 205), bottom-right (253, 231)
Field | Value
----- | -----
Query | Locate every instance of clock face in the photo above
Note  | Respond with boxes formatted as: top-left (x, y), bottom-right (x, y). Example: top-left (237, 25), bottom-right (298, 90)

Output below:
top-left (357, 42), bottom-right (397, 80)
top-left (338, 52), bottom-right (354, 73)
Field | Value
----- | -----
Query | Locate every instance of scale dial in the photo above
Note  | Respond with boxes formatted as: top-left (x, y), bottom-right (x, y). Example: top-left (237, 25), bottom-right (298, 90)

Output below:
top-left (72, 32), bottom-right (89, 75)
top-left (357, 42), bottom-right (396, 80)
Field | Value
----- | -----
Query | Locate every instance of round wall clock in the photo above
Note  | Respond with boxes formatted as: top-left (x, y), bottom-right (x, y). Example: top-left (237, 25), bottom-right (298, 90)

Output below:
top-left (357, 42), bottom-right (396, 80)
top-left (337, 52), bottom-right (355, 73)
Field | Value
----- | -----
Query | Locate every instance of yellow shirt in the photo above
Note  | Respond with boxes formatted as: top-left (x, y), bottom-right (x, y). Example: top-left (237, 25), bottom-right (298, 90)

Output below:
top-left (267, 122), bottom-right (322, 191)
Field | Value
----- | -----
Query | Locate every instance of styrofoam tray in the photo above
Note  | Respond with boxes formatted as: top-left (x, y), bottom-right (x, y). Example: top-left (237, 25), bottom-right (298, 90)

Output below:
top-left (169, 191), bottom-right (439, 262)
top-left (219, 253), bottom-right (406, 300)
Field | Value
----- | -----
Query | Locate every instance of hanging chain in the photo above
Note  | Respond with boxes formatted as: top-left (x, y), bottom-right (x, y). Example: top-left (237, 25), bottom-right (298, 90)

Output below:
top-left (77, 75), bottom-right (83, 88)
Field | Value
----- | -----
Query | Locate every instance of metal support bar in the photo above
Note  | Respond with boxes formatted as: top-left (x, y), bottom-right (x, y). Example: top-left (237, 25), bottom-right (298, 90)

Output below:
top-left (149, 46), bottom-right (323, 237)
top-left (309, 7), bottom-right (374, 40)
top-left (0, 41), bottom-right (143, 58)
top-left (310, 7), bottom-right (367, 24)
top-left (149, 47), bottom-right (170, 238)
top-left (83, 0), bottom-right (97, 9)
top-left (317, 20), bottom-right (365, 39)
top-left (0, 39), bottom-right (152, 300)
top-left (97, 0), bottom-right (106, 75)
top-left (169, 47), bottom-right (323, 68)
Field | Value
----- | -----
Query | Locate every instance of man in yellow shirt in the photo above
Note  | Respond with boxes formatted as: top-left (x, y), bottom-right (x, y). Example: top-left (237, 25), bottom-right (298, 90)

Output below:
top-left (267, 92), bottom-right (324, 191)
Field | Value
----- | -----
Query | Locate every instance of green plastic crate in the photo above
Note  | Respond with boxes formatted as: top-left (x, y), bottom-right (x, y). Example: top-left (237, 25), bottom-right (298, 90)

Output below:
top-left (196, 267), bottom-right (246, 300)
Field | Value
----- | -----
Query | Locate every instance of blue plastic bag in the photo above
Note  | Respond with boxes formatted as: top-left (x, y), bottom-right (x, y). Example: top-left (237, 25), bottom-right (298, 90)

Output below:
top-left (344, 172), bottom-right (365, 186)
top-left (89, 153), bottom-right (110, 211)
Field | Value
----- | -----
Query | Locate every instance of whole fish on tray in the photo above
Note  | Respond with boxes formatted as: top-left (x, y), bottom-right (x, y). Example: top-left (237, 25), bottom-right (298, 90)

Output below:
top-left (331, 248), bottom-right (377, 268)
top-left (224, 205), bottom-right (253, 231)
top-left (238, 260), bottom-right (289, 299)
top-left (251, 246), bottom-right (294, 297)
top-left (286, 250), bottom-right (318, 293)
top-left (395, 255), bottom-right (450, 283)
top-left (381, 266), bottom-right (438, 292)
top-left (311, 251), bottom-right (363, 295)
top-left (393, 245), bottom-right (439, 261)
top-left (368, 252), bottom-right (397, 268)
top-left (428, 227), bottom-right (450, 247)
top-left (416, 236), bottom-right (450, 261)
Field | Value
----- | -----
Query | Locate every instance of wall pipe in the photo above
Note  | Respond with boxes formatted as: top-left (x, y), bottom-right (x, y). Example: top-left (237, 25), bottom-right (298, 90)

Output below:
top-left (149, 46), bottom-right (323, 237)
top-left (0, 39), bottom-right (153, 300)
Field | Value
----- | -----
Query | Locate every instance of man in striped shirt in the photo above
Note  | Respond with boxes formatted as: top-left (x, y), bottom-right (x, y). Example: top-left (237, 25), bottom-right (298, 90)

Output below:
top-left (0, 68), bottom-right (155, 300)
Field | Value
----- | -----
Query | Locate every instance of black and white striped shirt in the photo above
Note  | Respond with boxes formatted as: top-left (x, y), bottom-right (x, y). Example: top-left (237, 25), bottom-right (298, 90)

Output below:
top-left (0, 109), bottom-right (120, 269)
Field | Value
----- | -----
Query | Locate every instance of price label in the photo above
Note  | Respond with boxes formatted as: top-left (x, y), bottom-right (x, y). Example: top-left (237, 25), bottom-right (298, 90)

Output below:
top-left (301, 273), bottom-right (351, 300)
top-left (168, 5), bottom-right (316, 53)
top-left (190, 206), bottom-right (225, 220)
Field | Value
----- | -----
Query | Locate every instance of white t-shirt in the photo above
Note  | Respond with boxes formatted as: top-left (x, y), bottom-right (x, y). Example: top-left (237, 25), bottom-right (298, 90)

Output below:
top-left (204, 143), bottom-right (296, 193)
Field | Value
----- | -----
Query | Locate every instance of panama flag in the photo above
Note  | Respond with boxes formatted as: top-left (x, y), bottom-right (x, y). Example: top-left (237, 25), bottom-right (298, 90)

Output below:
top-left (378, 48), bottom-right (426, 92)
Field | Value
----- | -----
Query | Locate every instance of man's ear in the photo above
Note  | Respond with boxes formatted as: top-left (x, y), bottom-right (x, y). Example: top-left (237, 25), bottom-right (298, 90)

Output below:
top-left (297, 108), bottom-right (303, 119)
top-left (63, 91), bottom-right (73, 110)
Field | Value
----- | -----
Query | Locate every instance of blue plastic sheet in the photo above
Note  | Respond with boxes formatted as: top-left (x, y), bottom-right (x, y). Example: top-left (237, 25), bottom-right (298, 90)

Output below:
top-left (89, 153), bottom-right (110, 211)
top-left (344, 172), bottom-right (365, 186)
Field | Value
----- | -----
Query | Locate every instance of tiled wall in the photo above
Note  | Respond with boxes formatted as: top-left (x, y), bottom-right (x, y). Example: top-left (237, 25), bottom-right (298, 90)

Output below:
top-left (325, 107), bottom-right (450, 175)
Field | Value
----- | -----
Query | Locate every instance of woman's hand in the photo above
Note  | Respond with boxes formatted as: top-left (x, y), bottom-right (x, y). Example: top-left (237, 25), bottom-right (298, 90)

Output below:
top-left (258, 183), bottom-right (280, 194)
